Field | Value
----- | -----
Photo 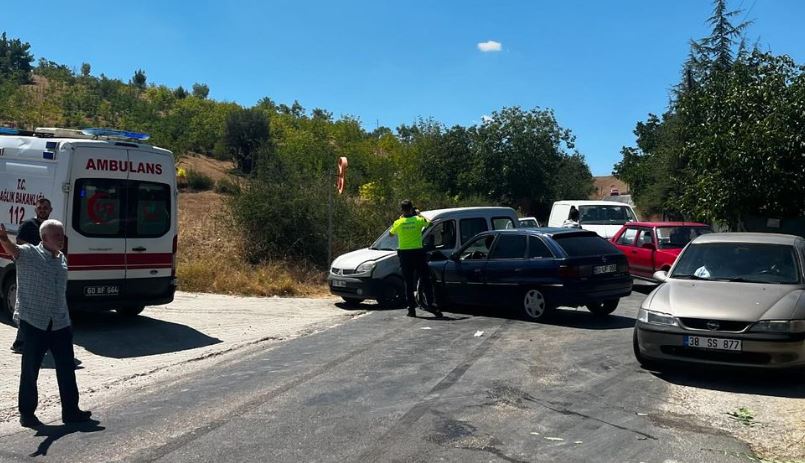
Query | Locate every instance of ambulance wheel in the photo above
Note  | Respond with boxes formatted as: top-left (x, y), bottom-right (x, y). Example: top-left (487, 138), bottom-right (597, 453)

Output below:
top-left (116, 306), bottom-right (145, 317)
top-left (2, 277), bottom-right (16, 319)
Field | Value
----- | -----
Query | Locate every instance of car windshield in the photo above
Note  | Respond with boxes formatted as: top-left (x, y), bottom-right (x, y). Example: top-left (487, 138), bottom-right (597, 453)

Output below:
top-left (656, 226), bottom-right (712, 249)
top-left (578, 205), bottom-right (636, 225)
top-left (519, 219), bottom-right (538, 228)
top-left (671, 242), bottom-right (801, 284)
top-left (370, 228), bottom-right (398, 251)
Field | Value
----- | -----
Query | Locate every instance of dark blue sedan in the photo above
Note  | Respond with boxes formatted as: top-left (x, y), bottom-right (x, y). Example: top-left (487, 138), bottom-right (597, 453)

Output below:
top-left (427, 228), bottom-right (633, 321)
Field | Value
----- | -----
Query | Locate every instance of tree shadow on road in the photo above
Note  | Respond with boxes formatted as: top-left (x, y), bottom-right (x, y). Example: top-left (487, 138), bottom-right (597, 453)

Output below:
top-left (651, 365), bottom-right (805, 398)
top-left (27, 419), bottom-right (105, 458)
top-left (70, 312), bottom-right (221, 359)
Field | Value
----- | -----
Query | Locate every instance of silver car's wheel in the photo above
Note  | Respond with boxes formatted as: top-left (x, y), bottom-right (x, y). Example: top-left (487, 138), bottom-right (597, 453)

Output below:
top-left (522, 288), bottom-right (550, 321)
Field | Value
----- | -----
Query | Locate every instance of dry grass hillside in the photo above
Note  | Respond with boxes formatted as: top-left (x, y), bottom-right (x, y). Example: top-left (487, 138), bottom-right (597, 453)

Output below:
top-left (176, 155), bottom-right (329, 297)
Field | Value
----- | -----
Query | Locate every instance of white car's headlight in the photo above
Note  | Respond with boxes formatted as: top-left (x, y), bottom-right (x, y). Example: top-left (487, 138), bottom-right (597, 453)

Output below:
top-left (355, 261), bottom-right (376, 275)
top-left (749, 320), bottom-right (805, 334)
top-left (638, 308), bottom-right (678, 326)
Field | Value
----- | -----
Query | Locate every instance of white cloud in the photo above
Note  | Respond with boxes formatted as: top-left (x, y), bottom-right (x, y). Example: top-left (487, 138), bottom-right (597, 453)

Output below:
top-left (477, 40), bottom-right (502, 53)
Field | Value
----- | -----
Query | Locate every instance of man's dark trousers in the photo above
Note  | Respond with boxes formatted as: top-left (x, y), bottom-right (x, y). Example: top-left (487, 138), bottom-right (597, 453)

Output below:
top-left (18, 320), bottom-right (79, 417)
top-left (397, 249), bottom-right (434, 309)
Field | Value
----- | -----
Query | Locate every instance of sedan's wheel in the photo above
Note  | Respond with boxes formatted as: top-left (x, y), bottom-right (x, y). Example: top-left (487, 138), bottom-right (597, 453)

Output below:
top-left (586, 299), bottom-right (619, 316)
top-left (521, 288), bottom-right (551, 321)
top-left (341, 297), bottom-right (364, 307)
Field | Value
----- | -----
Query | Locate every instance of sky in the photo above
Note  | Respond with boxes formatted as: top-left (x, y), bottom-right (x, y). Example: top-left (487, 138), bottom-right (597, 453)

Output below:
top-left (5, 0), bottom-right (805, 175)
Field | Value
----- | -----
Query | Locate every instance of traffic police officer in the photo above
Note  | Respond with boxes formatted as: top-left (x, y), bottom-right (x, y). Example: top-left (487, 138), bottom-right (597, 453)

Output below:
top-left (389, 200), bottom-right (442, 318)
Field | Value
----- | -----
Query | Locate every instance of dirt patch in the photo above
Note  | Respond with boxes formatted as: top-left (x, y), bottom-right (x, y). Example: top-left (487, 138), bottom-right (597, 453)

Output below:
top-left (177, 190), bottom-right (328, 297)
top-left (176, 154), bottom-right (236, 183)
top-left (659, 378), bottom-right (805, 461)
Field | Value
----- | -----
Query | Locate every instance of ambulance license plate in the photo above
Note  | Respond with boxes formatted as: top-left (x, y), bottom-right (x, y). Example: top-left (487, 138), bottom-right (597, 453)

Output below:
top-left (331, 280), bottom-right (347, 288)
top-left (84, 285), bottom-right (120, 297)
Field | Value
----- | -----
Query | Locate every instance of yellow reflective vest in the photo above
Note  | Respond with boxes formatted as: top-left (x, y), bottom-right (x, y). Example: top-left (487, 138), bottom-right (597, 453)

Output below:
top-left (390, 215), bottom-right (429, 250)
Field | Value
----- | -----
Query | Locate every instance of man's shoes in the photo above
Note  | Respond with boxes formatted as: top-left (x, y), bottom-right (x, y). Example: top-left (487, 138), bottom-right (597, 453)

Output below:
top-left (10, 342), bottom-right (23, 354)
top-left (424, 306), bottom-right (443, 318)
top-left (62, 409), bottom-right (92, 423)
top-left (19, 414), bottom-right (42, 428)
top-left (406, 310), bottom-right (417, 317)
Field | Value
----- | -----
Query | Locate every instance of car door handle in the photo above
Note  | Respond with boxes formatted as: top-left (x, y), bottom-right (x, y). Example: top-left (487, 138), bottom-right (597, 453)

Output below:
top-left (132, 247), bottom-right (147, 252)
top-left (514, 268), bottom-right (523, 272)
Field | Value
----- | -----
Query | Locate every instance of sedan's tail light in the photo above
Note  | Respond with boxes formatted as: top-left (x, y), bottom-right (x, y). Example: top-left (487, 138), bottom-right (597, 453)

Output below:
top-left (559, 264), bottom-right (592, 278)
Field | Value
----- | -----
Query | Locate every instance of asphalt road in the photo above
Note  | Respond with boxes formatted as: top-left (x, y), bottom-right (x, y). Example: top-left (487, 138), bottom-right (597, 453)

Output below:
top-left (0, 290), bottom-right (754, 463)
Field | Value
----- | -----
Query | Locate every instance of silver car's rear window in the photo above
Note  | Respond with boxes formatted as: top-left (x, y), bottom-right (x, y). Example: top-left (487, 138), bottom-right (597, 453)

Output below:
top-left (671, 243), bottom-right (801, 284)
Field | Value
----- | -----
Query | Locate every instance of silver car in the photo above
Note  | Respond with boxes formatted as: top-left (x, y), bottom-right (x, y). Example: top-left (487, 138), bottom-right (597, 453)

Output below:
top-left (634, 233), bottom-right (805, 370)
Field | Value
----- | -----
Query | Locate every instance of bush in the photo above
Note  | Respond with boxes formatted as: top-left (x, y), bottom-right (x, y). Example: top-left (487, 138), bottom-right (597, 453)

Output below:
top-left (215, 177), bottom-right (240, 195)
top-left (186, 169), bottom-right (214, 191)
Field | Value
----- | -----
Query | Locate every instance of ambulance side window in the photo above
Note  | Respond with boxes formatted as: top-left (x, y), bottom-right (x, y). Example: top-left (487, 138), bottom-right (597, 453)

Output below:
top-left (73, 179), bottom-right (124, 237)
top-left (133, 181), bottom-right (170, 237)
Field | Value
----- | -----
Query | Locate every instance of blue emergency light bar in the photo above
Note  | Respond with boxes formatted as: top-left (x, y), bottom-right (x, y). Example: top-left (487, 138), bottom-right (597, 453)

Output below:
top-left (0, 127), bottom-right (20, 135)
top-left (81, 128), bottom-right (151, 141)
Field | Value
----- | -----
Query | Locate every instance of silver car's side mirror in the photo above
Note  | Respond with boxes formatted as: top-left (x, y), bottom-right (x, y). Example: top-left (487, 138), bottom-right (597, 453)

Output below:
top-left (653, 270), bottom-right (669, 282)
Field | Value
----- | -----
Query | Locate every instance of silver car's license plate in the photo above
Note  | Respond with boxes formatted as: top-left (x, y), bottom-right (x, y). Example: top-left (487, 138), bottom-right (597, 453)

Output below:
top-left (331, 279), bottom-right (347, 288)
top-left (684, 336), bottom-right (742, 351)
top-left (593, 264), bottom-right (617, 275)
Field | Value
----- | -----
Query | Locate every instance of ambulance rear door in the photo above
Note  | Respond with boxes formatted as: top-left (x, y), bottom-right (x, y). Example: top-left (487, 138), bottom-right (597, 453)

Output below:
top-left (66, 144), bottom-right (129, 303)
top-left (122, 147), bottom-right (175, 302)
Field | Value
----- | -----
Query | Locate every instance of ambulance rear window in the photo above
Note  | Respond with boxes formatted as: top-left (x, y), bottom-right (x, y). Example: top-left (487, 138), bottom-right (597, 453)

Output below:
top-left (134, 182), bottom-right (170, 237)
top-left (75, 179), bottom-right (125, 236)
top-left (73, 179), bottom-right (171, 238)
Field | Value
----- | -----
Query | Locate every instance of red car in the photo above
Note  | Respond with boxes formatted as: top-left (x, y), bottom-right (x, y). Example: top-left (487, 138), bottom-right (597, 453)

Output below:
top-left (611, 222), bottom-right (712, 280)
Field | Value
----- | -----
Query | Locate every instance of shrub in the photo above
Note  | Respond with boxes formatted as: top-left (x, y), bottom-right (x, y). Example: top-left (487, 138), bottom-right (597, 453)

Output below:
top-left (215, 177), bottom-right (240, 195)
top-left (186, 169), bottom-right (214, 191)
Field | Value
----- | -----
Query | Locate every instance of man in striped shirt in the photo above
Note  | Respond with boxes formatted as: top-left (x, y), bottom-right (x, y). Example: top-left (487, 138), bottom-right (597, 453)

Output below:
top-left (0, 220), bottom-right (92, 428)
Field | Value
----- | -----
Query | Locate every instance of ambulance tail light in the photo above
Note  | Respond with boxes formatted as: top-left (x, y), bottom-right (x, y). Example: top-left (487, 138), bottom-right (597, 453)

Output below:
top-left (171, 235), bottom-right (178, 277)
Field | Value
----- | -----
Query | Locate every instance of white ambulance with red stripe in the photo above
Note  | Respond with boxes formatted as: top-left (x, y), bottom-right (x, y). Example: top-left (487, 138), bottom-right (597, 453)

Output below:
top-left (0, 127), bottom-right (177, 317)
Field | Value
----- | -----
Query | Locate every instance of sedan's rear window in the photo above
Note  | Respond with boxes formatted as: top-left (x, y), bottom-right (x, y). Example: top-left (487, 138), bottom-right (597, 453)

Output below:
top-left (553, 234), bottom-right (619, 256)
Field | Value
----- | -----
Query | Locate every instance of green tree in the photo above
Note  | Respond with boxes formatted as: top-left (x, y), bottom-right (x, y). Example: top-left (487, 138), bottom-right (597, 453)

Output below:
top-left (80, 62), bottom-right (91, 77)
top-left (466, 107), bottom-right (591, 217)
top-left (0, 32), bottom-right (34, 84)
top-left (225, 107), bottom-right (270, 173)
top-left (174, 86), bottom-right (188, 99)
top-left (132, 69), bottom-right (147, 90)
top-left (192, 82), bottom-right (209, 99)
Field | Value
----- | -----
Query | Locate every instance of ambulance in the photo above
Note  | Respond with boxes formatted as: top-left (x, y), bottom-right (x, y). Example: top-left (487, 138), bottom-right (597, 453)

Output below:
top-left (0, 127), bottom-right (177, 317)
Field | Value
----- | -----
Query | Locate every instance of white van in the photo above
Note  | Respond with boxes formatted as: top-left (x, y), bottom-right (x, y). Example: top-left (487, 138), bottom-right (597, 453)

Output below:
top-left (328, 207), bottom-right (518, 306)
top-left (547, 200), bottom-right (638, 239)
top-left (0, 127), bottom-right (177, 317)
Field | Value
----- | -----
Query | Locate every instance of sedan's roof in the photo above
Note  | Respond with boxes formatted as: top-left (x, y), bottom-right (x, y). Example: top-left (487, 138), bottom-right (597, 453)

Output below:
top-left (692, 232), bottom-right (804, 246)
top-left (490, 227), bottom-right (598, 238)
